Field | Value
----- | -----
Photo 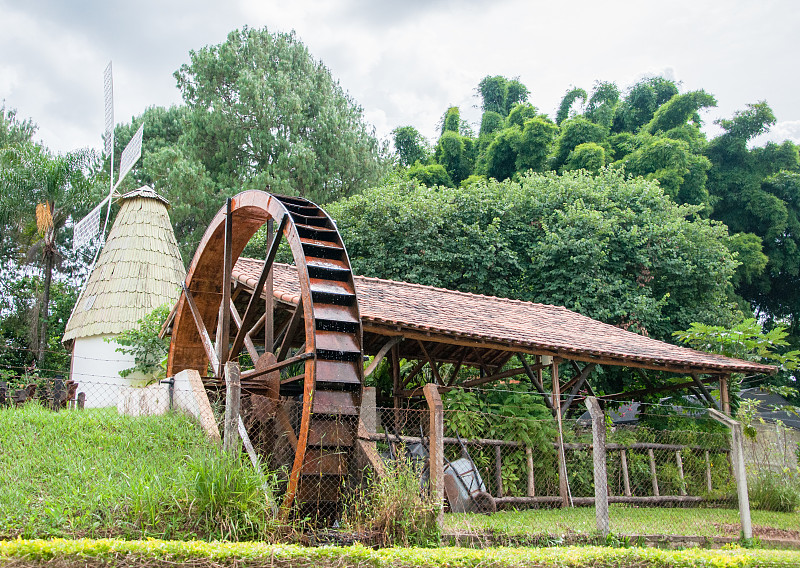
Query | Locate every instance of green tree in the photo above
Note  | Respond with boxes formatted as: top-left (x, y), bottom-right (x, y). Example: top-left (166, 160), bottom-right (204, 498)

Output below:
top-left (564, 142), bottom-right (606, 173)
top-left (644, 90), bottom-right (717, 134)
top-left (392, 126), bottom-right (430, 167)
top-left (175, 26), bottom-right (387, 202)
top-left (515, 117), bottom-right (558, 173)
top-left (477, 75), bottom-right (529, 116)
top-left (705, 103), bottom-right (800, 332)
top-left (584, 81), bottom-right (620, 128)
top-left (406, 163), bottom-right (453, 188)
top-left (612, 77), bottom-right (678, 133)
top-left (485, 127), bottom-right (521, 181)
top-left (556, 87), bottom-right (587, 125)
top-left (434, 131), bottom-right (471, 185)
top-left (552, 117), bottom-right (608, 171)
top-left (0, 143), bottom-right (95, 365)
top-left (328, 169), bottom-right (739, 340)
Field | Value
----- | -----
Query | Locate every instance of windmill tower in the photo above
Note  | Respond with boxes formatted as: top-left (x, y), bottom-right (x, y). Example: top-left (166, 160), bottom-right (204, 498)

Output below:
top-left (63, 186), bottom-right (185, 407)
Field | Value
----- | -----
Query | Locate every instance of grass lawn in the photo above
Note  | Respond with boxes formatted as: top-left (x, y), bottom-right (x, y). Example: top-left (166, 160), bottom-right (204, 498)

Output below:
top-left (444, 506), bottom-right (800, 542)
top-left (0, 403), bottom-right (273, 541)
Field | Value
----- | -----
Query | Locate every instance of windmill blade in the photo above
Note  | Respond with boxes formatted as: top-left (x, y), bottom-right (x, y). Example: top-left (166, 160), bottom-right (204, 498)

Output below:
top-left (115, 122), bottom-right (144, 189)
top-left (73, 196), bottom-right (109, 251)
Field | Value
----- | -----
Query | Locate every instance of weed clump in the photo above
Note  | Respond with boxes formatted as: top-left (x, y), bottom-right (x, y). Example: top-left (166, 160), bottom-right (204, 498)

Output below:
top-left (342, 454), bottom-right (440, 547)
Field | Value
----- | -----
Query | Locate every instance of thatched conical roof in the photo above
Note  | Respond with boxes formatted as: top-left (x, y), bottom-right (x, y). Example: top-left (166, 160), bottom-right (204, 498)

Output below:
top-left (63, 186), bottom-right (185, 342)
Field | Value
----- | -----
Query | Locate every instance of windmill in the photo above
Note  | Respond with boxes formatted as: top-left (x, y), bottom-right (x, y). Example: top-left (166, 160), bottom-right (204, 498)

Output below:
top-left (63, 63), bottom-right (185, 408)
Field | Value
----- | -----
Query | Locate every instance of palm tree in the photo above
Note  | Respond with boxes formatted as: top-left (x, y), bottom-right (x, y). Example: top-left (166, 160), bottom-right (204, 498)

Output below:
top-left (0, 142), bottom-right (94, 367)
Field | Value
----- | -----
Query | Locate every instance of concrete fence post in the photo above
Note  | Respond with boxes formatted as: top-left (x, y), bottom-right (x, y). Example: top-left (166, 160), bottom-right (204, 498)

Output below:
top-left (223, 361), bottom-right (241, 453)
top-left (709, 408), bottom-right (752, 540)
top-left (423, 383), bottom-right (444, 528)
top-left (585, 396), bottom-right (609, 536)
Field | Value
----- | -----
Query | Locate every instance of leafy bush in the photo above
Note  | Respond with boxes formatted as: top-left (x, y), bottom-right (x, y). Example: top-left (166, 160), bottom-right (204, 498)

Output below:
top-left (749, 470), bottom-right (800, 513)
top-left (109, 304), bottom-right (171, 380)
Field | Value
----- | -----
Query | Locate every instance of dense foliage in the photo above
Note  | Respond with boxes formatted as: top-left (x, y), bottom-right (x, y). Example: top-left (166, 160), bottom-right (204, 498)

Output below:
top-left (328, 170), bottom-right (740, 340)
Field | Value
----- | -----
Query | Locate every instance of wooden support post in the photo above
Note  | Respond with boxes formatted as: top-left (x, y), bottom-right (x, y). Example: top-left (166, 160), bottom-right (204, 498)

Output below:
top-left (585, 396), bottom-right (609, 536)
top-left (552, 361), bottom-right (570, 507)
top-left (621, 449), bottom-right (632, 497)
top-left (392, 344), bottom-right (401, 410)
top-left (526, 446), bottom-right (536, 497)
top-left (494, 445), bottom-right (504, 498)
top-left (217, 198), bottom-right (233, 377)
top-left (423, 383), bottom-right (444, 529)
top-left (265, 218), bottom-right (274, 353)
top-left (223, 361), bottom-right (241, 452)
top-left (648, 448), bottom-right (660, 497)
top-left (705, 450), bottom-right (713, 493)
top-left (676, 450), bottom-right (687, 496)
top-left (77, 392), bottom-right (85, 410)
top-left (719, 375), bottom-right (731, 415)
top-left (709, 408), bottom-right (752, 540)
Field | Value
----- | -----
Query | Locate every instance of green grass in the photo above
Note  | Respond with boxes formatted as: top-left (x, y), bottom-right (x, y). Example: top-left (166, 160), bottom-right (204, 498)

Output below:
top-left (2, 539), bottom-right (800, 567)
top-left (444, 506), bottom-right (800, 540)
top-left (0, 403), bottom-right (277, 541)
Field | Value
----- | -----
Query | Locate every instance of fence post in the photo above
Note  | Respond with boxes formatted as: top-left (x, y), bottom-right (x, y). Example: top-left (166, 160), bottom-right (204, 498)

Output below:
top-left (223, 361), bottom-right (241, 453)
top-left (585, 396), bottom-right (609, 536)
top-left (423, 383), bottom-right (444, 528)
top-left (709, 408), bottom-right (752, 540)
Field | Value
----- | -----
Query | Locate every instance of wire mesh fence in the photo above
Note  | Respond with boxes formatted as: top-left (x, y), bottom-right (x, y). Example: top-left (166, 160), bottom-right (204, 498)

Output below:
top-left (2, 371), bottom-right (799, 543)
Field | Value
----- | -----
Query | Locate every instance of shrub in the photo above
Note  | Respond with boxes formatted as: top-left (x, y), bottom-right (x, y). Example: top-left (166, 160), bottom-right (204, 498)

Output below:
top-left (749, 470), bottom-right (800, 512)
top-left (342, 453), bottom-right (439, 547)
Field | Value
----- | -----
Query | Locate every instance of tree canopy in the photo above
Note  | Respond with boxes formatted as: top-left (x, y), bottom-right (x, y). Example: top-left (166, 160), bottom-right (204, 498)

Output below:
top-left (327, 170), bottom-right (740, 341)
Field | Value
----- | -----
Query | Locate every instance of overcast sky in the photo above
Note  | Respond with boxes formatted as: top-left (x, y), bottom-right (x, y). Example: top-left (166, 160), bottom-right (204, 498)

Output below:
top-left (1, 0), bottom-right (798, 155)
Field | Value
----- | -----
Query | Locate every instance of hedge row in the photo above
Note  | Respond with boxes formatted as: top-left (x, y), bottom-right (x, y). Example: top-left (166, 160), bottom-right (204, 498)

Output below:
top-left (2, 539), bottom-right (800, 568)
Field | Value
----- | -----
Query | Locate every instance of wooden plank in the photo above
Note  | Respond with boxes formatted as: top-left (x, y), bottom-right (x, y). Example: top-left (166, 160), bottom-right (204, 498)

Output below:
top-left (446, 347), bottom-right (469, 387)
top-left (561, 363), bottom-right (596, 416)
top-left (648, 448), bottom-right (660, 496)
top-left (265, 218), bottom-right (275, 353)
top-left (676, 450), bottom-right (687, 496)
top-left (301, 448), bottom-right (347, 475)
top-left (364, 336), bottom-right (403, 378)
top-left (517, 354), bottom-right (556, 416)
top-left (241, 351), bottom-right (313, 380)
top-left (526, 446), bottom-right (535, 497)
top-left (705, 450), bottom-right (713, 493)
top-left (621, 449), bottom-right (632, 497)
top-left (494, 445), bottom-right (504, 498)
top-left (182, 283), bottom-right (220, 374)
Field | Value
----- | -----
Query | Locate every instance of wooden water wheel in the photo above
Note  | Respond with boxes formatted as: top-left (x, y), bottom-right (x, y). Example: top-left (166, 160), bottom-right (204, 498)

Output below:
top-left (166, 190), bottom-right (364, 518)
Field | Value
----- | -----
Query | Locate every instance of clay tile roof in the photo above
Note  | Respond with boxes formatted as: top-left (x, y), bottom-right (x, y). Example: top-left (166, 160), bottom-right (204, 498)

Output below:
top-left (232, 258), bottom-right (775, 376)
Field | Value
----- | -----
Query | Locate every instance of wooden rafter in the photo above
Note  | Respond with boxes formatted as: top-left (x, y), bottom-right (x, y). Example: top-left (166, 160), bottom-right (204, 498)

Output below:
top-left (229, 300), bottom-right (260, 363)
top-left (560, 362), bottom-right (597, 415)
top-left (276, 300), bottom-right (304, 363)
top-left (417, 340), bottom-right (443, 384)
top-left (181, 282), bottom-right (220, 374)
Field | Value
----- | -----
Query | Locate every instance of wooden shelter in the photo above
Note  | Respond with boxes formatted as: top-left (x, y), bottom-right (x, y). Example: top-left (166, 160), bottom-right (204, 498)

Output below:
top-left (228, 258), bottom-right (774, 414)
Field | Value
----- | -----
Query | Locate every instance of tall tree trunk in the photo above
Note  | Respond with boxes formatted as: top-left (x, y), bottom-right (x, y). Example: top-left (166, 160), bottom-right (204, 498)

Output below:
top-left (37, 247), bottom-right (54, 368)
